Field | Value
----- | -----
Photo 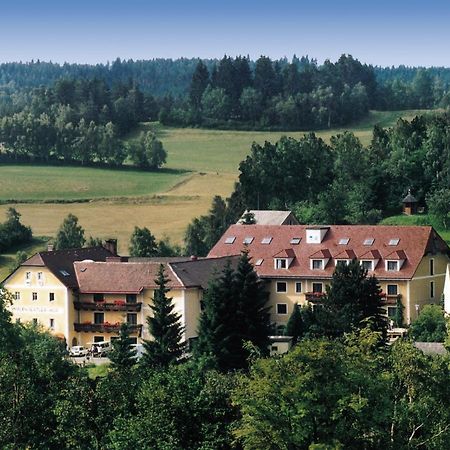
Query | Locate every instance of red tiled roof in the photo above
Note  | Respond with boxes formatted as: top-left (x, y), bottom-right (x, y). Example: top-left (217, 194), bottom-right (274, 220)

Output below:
top-left (310, 249), bottom-right (332, 259)
top-left (208, 224), bottom-right (449, 280)
top-left (74, 261), bottom-right (184, 293)
top-left (385, 249), bottom-right (408, 260)
top-left (273, 248), bottom-right (296, 258)
top-left (333, 249), bottom-right (357, 259)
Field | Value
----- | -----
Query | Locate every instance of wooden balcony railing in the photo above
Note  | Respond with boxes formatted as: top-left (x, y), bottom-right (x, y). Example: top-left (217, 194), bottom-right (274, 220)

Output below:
top-left (74, 323), bottom-right (143, 333)
top-left (305, 292), bottom-right (326, 302)
top-left (73, 301), bottom-right (142, 312)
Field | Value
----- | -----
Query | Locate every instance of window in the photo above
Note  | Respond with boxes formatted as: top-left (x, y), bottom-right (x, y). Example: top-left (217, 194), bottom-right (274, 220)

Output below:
top-left (388, 238), bottom-right (400, 246)
top-left (32, 318), bottom-right (38, 325)
top-left (32, 292), bottom-right (38, 301)
top-left (275, 259), bottom-right (287, 269)
top-left (312, 283), bottom-right (323, 293)
top-left (261, 237), bottom-right (272, 244)
top-left (14, 292), bottom-right (20, 301)
top-left (430, 259), bottom-right (434, 276)
top-left (430, 281), bottom-right (435, 298)
top-left (94, 293), bottom-right (104, 302)
top-left (387, 306), bottom-right (397, 318)
top-left (276, 303), bottom-right (288, 315)
top-left (49, 292), bottom-right (55, 302)
top-left (126, 294), bottom-right (137, 303)
top-left (94, 336), bottom-right (104, 343)
top-left (335, 259), bottom-right (348, 267)
top-left (243, 236), bottom-right (254, 244)
top-left (312, 259), bottom-right (323, 270)
top-left (363, 238), bottom-right (374, 246)
top-left (59, 270), bottom-right (70, 277)
top-left (49, 318), bottom-right (55, 330)
top-left (271, 345), bottom-right (279, 352)
top-left (387, 284), bottom-right (398, 296)
top-left (255, 258), bottom-right (264, 266)
top-left (295, 282), bottom-right (302, 293)
top-left (37, 272), bottom-right (43, 282)
top-left (94, 313), bottom-right (104, 324)
top-left (127, 313), bottom-right (138, 325)
top-left (387, 261), bottom-right (398, 271)
top-left (290, 237), bottom-right (301, 245)
top-left (224, 236), bottom-right (236, 244)
top-left (276, 282), bottom-right (287, 293)
top-left (338, 238), bottom-right (350, 245)
top-left (129, 337), bottom-right (138, 345)
top-left (362, 260), bottom-right (373, 271)
top-left (25, 272), bottom-right (31, 283)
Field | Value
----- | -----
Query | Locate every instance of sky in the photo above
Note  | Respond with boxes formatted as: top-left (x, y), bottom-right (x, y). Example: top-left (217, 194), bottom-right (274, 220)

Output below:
top-left (0, 0), bottom-right (449, 67)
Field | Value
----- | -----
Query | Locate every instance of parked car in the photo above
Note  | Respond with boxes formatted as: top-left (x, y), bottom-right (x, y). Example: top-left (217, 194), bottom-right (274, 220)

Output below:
top-left (69, 346), bottom-right (88, 357)
top-left (89, 341), bottom-right (112, 357)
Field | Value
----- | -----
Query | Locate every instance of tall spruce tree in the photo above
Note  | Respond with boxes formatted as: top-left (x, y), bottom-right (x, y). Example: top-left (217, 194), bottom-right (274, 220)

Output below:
top-left (141, 264), bottom-right (183, 368)
top-left (54, 214), bottom-right (85, 249)
top-left (189, 60), bottom-right (210, 108)
top-left (109, 323), bottom-right (136, 372)
top-left (196, 251), bottom-right (270, 371)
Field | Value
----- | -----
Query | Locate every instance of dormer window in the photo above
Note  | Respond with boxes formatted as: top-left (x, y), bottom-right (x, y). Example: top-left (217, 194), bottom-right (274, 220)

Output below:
top-left (361, 260), bottom-right (373, 271)
top-left (312, 259), bottom-right (323, 270)
top-left (335, 259), bottom-right (349, 267)
top-left (225, 236), bottom-right (236, 244)
top-left (386, 260), bottom-right (399, 271)
top-left (306, 227), bottom-right (329, 244)
top-left (275, 259), bottom-right (288, 269)
top-left (243, 237), bottom-right (254, 245)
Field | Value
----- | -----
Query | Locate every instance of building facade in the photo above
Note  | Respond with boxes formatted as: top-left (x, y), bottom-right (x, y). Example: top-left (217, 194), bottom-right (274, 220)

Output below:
top-left (208, 224), bottom-right (450, 329)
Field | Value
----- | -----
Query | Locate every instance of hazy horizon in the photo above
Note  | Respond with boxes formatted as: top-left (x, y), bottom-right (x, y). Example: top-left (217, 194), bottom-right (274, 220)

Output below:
top-left (1, 0), bottom-right (449, 67)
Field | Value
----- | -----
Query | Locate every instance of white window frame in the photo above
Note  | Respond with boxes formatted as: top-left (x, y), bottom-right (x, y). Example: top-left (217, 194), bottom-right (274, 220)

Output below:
top-left (49, 318), bottom-right (55, 330)
top-left (32, 292), bottom-right (38, 301)
top-left (312, 259), bottom-right (323, 270)
top-left (49, 292), bottom-right (55, 302)
top-left (37, 272), bottom-right (44, 285)
top-left (386, 260), bottom-right (399, 271)
top-left (276, 281), bottom-right (287, 293)
top-left (14, 291), bottom-right (21, 301)
top-left (387, 306), bottom-right (397, 318)
top-left (295, 282), bottom-right (302, 293)
top-left (335, 259), bottom-right (349, 267)
top-left (275, 258), bottom-right (288, 269)
top-left (312, 282), bottom-right (323, 293)
top-left (25, 271), bottom-right (32, 284)
top-left (276, 303), bottom-right (288, 315)
top-left (387, 284), bottom-right (398, 296)
top-left (361, 260), bottom-right (373, 271)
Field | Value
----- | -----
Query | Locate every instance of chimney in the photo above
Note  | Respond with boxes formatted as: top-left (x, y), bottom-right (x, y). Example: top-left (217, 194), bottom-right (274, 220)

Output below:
top-left (103, 239), bottom-right (118, 255)
top-left (47, 243), bottom-right (54, 252)
top-left (190, 255), bottom-right (198, 261)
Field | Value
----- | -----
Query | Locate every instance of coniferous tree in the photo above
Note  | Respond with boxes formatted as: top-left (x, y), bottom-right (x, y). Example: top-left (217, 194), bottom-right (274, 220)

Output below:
top-left (189, 60), bottom-right (210, 109)
top-left (284, 303), bottom-right (303, 345)
top-left (129, 226), bottom-right (158, 257)
top-left (109, 323), bottom-right (136, 372)
top-left (141, 264), bottom-right (183, 368)
top-left (54, 214), bottom-right (85, 249)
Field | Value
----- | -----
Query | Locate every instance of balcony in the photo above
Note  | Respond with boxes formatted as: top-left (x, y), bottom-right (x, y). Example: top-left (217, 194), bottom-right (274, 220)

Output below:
top-left (305, 292), bottom-right (326, 302)
top-left (73, 301), bottom-right (142, 312)
top-left (74, 322), bottom-right (143, 333)
top-left (381, 293), bottom-right (402, 305)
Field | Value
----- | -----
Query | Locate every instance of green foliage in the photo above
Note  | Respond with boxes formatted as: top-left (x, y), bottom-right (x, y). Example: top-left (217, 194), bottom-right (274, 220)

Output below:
top-left (195, 252), bottom-right (271, 372)
top-left (410, 304), bottom-right (447, 342)
top-left (284, 303), bottom-right (303, 345)
top-left (427, 188), bottom-right (450, 230)
top-left (54, 213), bottom-right (86, 249)
top-left (128, 226), bottom-right (158, 257)
top-left (127, 130), bottom-right (167, 169)
top-left (109, 323), bottom-right (137, 373)
top-left (0, 207), bottom-right (32, 253)
top-left (8, 250), bottom-right (28, 272)
top-left (141, 264), bottom-right (183, 368)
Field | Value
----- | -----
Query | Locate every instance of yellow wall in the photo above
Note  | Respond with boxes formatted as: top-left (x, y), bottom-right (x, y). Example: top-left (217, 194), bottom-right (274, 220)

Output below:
top-left (183, 288), bottom-right (203, 340)
top-left (4, 266), bottom-right (69, 339)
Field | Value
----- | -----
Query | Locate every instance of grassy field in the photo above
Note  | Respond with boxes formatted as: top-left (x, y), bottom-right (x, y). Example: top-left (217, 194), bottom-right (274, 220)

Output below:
top-left (0, 109), bottom-right (430, 272)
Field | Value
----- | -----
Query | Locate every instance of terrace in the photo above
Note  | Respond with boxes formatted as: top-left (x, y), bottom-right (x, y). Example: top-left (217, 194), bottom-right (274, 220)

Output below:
top-left (74, 323), bottom-right (143, 333)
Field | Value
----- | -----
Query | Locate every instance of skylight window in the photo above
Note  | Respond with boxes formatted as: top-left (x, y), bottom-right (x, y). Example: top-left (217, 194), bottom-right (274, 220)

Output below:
top-left (255, 259), bottom-right (264, 266)
top-left (243, 237), bottom-right (254, 245)
top-left (388, 238), bottom-right (400, 246)
top-left (290, 237), bottom-right (301, 245)
top-left (59, 270), bottom-right (70, 276)
top-left (224, 236), bottom-right (236, 244)
top-left (261, 237), bottom-right (272, 244)
top-left (363, 238), bottom-right (374, 246)
top-left (338, 238), bottom-right (350, 245)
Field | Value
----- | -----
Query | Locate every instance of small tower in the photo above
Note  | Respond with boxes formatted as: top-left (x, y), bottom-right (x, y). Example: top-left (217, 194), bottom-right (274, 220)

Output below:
top-left (402, 189), bottom-right (418, 215)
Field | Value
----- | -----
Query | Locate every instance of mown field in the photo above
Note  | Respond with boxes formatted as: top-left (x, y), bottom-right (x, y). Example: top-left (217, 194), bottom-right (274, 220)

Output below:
top-left (0, 109), bottom-right (429, 279)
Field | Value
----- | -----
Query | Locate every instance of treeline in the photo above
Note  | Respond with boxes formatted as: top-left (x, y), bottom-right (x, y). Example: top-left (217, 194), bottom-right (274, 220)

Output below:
top-left (0, 78), bottom-right (166, 168)
top-left (162, 55), bottom-right (374, 129)
top-left (185, 112), bottom-right (450, 256)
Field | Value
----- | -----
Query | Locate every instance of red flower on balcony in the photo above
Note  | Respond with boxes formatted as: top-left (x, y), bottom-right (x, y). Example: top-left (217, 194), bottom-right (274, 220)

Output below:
top-left (114, 300), bottom-right (126, 306)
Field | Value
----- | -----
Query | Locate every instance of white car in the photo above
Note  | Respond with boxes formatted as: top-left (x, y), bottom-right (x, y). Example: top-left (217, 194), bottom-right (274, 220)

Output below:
top-left (69, 346), bottom-right (88, 357)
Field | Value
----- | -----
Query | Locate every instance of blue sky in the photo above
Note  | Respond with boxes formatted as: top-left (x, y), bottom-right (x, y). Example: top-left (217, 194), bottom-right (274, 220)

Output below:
top-left (1, 0), bottom-right (449, 66)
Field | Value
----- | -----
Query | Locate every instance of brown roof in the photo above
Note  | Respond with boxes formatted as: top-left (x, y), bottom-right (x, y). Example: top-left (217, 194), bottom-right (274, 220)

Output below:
top-left (3, 247), bottom-right (114, 287)
top-left (74, 261), bottom-right (184, 294)
top-left (273, 248), bottom-right (296, 258)
top-left (208, 224), bottom-right (450, 280)
top-left (334, 249), bottom-right (357, 259)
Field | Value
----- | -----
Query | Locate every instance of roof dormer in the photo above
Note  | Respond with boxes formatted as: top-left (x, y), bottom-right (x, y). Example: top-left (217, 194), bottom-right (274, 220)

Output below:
top-left (385, 250), bottom-right (407, 271)
top-left (306, 227), bottom-right (329, 244)
top-left (273, 249), bottom-right (295, 269)
top-left (359, 249), bottom-right (381, 271)
top-left (309, 249), bottom-right (331, 270)
top-left (333, 249), bottom-right (356, 266)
